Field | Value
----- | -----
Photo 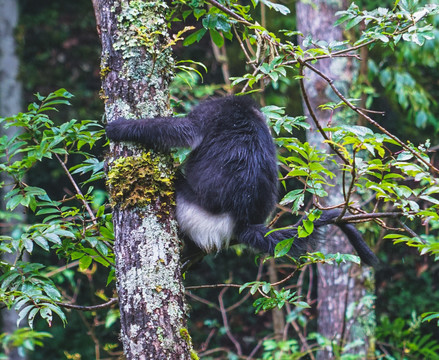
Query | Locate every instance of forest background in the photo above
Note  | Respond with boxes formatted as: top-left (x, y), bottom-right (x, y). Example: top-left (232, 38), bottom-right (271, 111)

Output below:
top-left (0, 0), bottom-right (439, 359)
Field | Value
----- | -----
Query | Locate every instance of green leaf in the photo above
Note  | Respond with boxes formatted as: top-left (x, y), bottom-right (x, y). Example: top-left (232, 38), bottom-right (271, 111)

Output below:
top-left (280, 189), bottom-right (303, 206)
top-left (193, 8), bottom-right (206, 20)
top-left (0, 272), bottom-right (21, 290)
top-left (293, 301), bottom-right (311, 309)
top-left (79, 256), bottom-right (92, 270)
top-left (70, 251), bottom-right (84, 260)
top-left (43, 232), bottom-right (61, 245)
top-left (34, 236), bottom-right (49, 251)
top-left (183, 28), bottom-right (207, 46)
top-left (28, 307), bottom-right (39, 329)
top-left (6, 195), bottom-right (24, 211)
top-left (43, 284), bottom-right (62, 301)
top-left (36, 207), bottom-right (59, 216)
top-left (302, 219), bottom-right (314, 235)
top-left (209, 29), bottom-right (224, 47)
top-left (250, 283), bottom-right (260, 295)
top-left (345, 16), bottom-right (363, 30)
top-left (44, 303), bottom-right (67, 325)
top-left (53, 229), bottom-right (75, 238)
top-left (99, 226), bottom-right (114, 240)
top-left (17, 305), bottom-right (34, 327)
top-left (260, 0), bottom-right (290, 15)
top-left (262, 283), bottom-right (271, 294)
top-left (274, 237), bottom-right (294, 257)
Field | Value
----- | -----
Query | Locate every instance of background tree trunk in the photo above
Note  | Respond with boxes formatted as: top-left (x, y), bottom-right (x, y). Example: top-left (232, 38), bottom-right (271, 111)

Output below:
top-left (296, 1), bottom-right (375, 358)
top-left (0, 1), bottom-right (26, 359)
top-left (94, 1), bottom-right (192, 358)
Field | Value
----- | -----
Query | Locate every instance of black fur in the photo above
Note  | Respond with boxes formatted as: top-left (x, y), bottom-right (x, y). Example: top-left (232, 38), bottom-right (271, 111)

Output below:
top-left (106, 96), bottom-right (379, 267)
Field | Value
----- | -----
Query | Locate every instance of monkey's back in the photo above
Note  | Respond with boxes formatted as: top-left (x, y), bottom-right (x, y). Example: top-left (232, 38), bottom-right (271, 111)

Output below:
top-left (183, 96), bottom-right (278, 225)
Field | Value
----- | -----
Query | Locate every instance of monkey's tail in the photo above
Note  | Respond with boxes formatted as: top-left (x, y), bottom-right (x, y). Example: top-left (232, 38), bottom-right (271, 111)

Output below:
top-left (236, 210), bottom-right (379, 267)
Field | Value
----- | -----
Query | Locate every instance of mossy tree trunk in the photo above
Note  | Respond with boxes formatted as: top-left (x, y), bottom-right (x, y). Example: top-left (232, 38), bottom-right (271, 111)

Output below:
top-left (93, 1), bottom-right (193, 359)
top-left (296, 1), bottom-right (375, 359)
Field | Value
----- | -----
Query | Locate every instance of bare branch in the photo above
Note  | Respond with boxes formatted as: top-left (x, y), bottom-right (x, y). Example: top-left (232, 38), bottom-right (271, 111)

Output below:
top-left (57, 297), bottom-right (118, 311)
top-left (219, 286), bottom-right (242, 355)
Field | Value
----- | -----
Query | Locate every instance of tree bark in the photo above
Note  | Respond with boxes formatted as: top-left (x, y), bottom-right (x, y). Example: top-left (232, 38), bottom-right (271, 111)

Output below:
top-left (0, 1), bottom-right (26, 359)
top-left (296, 1), bottom-right (375, 359)
top-left (94, 1), bottom-right (193, 359)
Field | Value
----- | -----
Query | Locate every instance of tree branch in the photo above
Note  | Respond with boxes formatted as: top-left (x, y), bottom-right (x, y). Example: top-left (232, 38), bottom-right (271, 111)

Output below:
top-left (57, 297), bottom-right (118, 311)
top-left (298, 65), bottom-right (350, 165)
top-left (204, 0), bottom-right (252, 26)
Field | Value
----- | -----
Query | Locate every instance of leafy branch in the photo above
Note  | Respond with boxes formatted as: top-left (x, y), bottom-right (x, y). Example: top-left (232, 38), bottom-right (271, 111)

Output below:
top-left (0, 90), bottom-right (115, 329)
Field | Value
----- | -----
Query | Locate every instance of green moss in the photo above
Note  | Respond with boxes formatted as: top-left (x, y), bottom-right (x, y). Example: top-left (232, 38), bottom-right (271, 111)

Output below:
top-left (107, 152), bottom-right (175, 209)
top-left (179, 328), bottom-right (199, 360)
top-left (100, 66), bottom-right (111, 79)
top-left (190, 349), bottom-right (199, 360)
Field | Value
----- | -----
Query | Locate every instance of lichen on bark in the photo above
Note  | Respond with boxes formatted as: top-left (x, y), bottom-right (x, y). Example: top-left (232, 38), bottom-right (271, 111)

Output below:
top-left (94, 0), bottom-right (193, 358)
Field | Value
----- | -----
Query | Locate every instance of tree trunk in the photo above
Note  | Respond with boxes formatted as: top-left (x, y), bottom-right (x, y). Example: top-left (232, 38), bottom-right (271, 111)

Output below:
top-left (93, 1), bottom-right (193, 358)
top-left (296, 1), bottom-right (375, 358)
top-left (0, 1), bottom-right (26, 359)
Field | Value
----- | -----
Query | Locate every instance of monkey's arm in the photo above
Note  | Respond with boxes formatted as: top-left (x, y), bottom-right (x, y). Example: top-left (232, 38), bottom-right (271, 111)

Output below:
top-left (106, 116), bottom-right (200, 151)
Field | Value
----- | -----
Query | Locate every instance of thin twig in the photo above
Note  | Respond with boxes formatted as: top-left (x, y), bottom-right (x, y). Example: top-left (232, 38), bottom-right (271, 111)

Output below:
top-left (185, 291), bottom-right (220, 311)
top-left (185, 283), bottom-right (242, 290)
top-left (338, 211), bottom-right (406, 222)
top-left (226, 260), bottom-right (264, 312)
top-left (198, 328), bottom-right (217, 353)
top-left (268, 267), bottom-right (298, 287)
top-left (338, 149), bottom-right (358, 221)
top-left (218, 286), bottom-right (242, 355)
top-left (247, 334), bottom-right (274, 359)
top-left (298, 65), bottom-right (350, 165)
top-left (45, 260), bottom-right (80, 278)
top-left (57, 297), bottom-right (118, 311)
top-left (233, 25), bottom-right (257, 68)
top-left (54, 154), bottom-right (115, 266)
top-left (204, 0), bottom-right (252, 26)
top-left (55, 153), bottom-right (97, 225)
top-left (397, 219), bottom-right (425, 242)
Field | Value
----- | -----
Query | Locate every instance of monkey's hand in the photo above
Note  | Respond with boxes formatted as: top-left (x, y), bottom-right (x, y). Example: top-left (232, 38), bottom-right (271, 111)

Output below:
top-left (105, 118), bottom-right (143, 143)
